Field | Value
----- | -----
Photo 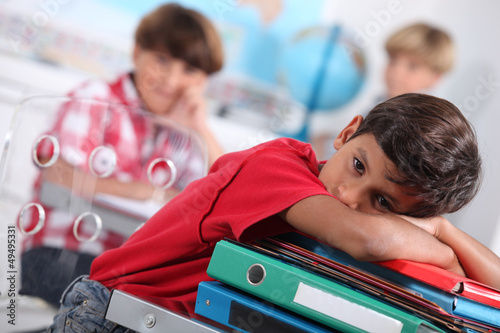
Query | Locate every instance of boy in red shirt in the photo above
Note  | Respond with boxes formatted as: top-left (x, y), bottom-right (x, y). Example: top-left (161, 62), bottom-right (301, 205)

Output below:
top-left (49, 93), bottom-right (500, 332)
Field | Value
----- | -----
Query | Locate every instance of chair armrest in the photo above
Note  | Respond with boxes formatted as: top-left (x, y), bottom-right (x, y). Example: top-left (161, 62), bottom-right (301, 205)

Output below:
top-left (39, 181), bottom-right (145, 238)
top-left (105, 289), bottom-right (224, 333)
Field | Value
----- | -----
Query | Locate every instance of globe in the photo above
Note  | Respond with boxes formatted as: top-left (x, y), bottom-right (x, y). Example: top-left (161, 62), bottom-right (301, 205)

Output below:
top-left (278, 25), bottom-right (367, 112)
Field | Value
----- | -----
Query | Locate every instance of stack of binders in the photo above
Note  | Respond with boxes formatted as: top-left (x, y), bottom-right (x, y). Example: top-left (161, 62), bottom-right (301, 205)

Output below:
top-left (194, 233), bottom-right (500, 333)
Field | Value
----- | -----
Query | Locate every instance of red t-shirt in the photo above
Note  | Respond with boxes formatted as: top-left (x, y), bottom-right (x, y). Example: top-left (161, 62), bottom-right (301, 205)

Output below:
top-left (90, 137), bottom-right (334, 314)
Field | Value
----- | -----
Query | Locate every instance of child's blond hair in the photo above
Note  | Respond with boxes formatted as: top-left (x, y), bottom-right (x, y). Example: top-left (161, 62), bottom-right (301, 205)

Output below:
top-left (385, 23), bottom-right (454, 74)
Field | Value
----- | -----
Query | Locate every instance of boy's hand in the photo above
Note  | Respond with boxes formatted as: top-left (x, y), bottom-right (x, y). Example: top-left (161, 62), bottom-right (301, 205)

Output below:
top-left (168, 82), bottom-right (207, 132)
top-left (398, 214), bottom-right (467, 277)
top-left (397, 214), bottom-right (446, 239)
top-left (446, 257), bottom-right (466, 277)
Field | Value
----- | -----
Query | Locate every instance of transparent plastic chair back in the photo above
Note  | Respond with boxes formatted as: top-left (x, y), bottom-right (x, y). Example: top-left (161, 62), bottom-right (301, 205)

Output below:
top-left (0, 96), bottom-right (208, 323)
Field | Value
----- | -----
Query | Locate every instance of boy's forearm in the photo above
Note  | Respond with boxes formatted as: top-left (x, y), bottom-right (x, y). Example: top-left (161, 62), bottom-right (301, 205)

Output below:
top-left (197, 126), bottom-right (224, 167)
top-left (41, 158), bottom-right (174, 201)
top-left (283, 195), bottom-right (460, 271)
top-left (436, 220), bottom-right (500, 288)
top-left (348, 213), bottom-right (460, 272)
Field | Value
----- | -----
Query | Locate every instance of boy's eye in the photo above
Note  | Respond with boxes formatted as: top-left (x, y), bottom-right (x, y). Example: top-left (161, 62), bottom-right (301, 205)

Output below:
top-left (184, 66), bottom-right (199, 75)
top-left (353, 158), bottom-right (365, 173)
top-left (377, 196), bottom-right (391, 210)
top-left (156, 54), bottom-right (169, 64)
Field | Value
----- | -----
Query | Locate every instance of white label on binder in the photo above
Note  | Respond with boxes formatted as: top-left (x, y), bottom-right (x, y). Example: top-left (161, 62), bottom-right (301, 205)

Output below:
top-left (293, 282), bottom-right (403, 333)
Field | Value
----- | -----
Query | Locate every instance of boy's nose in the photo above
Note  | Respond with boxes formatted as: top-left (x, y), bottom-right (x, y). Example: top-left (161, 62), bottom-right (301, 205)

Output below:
top-left (161, 66), bottom-right (184, 90)
top-left (337, 184), bottom-right (362, 211)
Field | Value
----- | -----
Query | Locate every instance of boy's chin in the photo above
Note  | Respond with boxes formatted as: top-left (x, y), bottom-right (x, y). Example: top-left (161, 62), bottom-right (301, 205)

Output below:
top-left (387, 89), bottom-right (403, 99)
top-left (144, 100), bottom-right (175, 116)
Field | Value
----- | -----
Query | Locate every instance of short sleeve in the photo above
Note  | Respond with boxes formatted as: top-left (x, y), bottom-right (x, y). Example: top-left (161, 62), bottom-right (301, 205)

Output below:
top-left (201, 139), bottom-right (334, 243)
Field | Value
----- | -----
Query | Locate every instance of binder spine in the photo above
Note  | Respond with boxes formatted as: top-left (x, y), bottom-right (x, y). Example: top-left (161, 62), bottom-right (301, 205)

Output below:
top-left (207, 241), bottom-right (440, 333)
top-left (195, 281), bottom-right (334, 333)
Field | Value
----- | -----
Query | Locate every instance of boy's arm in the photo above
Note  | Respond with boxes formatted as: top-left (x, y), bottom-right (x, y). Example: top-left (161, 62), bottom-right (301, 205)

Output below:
top-left (41, 158), bottom-right (179, 202)
top-left (280, 195), bottom-right (464, 275)
top-left (402, 215), bottom-right (500, 289)
top-left (196, 125), bottom-right (225, 167)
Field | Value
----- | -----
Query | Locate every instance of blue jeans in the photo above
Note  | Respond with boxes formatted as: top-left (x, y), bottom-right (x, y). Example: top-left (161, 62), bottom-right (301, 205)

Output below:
top-left (48, 275), bottom-right (134, 333)
top-left (21, 247), bottom-right (95, 307)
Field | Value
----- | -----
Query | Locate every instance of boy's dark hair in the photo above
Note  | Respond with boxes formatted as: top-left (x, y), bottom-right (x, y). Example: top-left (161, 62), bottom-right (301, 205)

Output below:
top-left (350, 93), bottom-right (481, 218)
top-left (135, 3), bottom-right (223, 74)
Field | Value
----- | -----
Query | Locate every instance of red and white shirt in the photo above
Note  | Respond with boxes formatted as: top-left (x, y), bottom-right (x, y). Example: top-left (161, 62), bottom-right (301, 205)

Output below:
top-left (22, 73), bottom-right (206, 256)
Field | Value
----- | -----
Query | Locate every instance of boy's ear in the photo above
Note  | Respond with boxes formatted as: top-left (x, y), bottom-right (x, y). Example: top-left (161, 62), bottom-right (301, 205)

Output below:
top-left (333, 115), bottom-right (363, 150)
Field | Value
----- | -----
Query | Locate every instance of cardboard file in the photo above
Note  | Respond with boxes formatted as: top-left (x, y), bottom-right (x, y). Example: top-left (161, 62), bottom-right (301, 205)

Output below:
top-left (275, 232), bottom-right (500, 309)
top-left (207, 240), bottom-right (445, 333)
top-left (252, 238), bottom-right (463, 331)
top-left (261, 235), bottom-right (500, 332)
top-left (195, 281), bottom-right (334, 333)
top-left (273, 232), bottom-right (500, 330)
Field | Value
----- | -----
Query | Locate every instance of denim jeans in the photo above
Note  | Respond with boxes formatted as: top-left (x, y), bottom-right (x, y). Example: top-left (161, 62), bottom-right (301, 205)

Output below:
top-left (21, 247), bottom-right (95, 307)
top-left (48, 275), bottom-right (135, 333)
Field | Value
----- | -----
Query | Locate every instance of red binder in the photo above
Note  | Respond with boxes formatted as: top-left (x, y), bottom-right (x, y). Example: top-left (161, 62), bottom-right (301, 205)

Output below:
top-left (376, 259), bottom-right (500, 309)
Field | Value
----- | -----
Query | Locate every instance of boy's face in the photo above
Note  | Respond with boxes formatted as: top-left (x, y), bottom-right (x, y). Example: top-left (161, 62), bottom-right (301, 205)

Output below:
top-left (318, 116), bottom-right (420, 215)
top-left (133, 45), bottom-right (207, 116)
top-left (384, 52), bottom-right (440, 99)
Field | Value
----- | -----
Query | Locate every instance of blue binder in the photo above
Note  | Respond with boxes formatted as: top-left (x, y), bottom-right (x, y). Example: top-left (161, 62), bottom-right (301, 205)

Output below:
top-left (195, 281), bottom-right (335, 333)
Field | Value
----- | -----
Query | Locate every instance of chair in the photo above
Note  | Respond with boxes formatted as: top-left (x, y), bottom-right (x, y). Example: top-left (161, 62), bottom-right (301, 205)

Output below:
top-left (0, 96), bottom-right (209, 331)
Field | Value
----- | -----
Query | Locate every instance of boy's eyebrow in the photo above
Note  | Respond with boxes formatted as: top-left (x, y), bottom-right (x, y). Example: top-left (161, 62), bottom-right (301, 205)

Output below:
top-left (357, 147), bottom-right (369, 168)
top-left (358, 146), bottom-right (402, 212)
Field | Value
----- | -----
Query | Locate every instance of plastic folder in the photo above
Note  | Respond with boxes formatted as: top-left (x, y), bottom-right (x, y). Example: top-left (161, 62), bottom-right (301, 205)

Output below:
top-left (195, 281), bottom-right (335, 333)
top-left (377, 259), bottom-right (500, 309)
top-left (207, 240), bottom-right (445, 333)
top-left (273, 232), bottom-right (500, 330)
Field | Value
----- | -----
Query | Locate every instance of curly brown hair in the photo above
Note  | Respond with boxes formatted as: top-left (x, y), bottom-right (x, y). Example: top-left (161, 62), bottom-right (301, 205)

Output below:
top-left (349, 93), bottom-right (481, 217)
